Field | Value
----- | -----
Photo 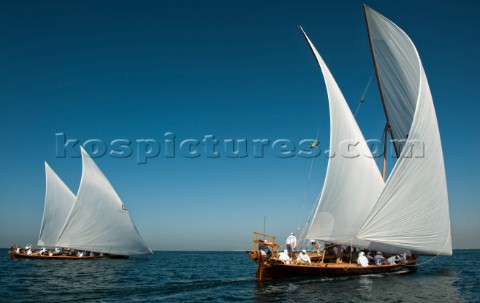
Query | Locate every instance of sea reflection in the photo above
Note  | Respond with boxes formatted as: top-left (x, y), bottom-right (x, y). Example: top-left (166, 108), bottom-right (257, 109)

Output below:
top-left (357, 275), bottom-right (373, 292)
top-left (254, 266), bottom-right (463, 303)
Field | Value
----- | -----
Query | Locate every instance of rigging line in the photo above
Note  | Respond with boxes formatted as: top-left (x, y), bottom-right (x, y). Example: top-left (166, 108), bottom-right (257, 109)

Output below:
top-left (302, 155), bottom-right (316, 209)
top-left (302, 127), bottom-right (321, 210)
top-left (406, 223), bottom-right (452, 267)
top-left (298, 192), bottom-right (321, 243)
top-left (296, 126), bottom-right (321, 239)
top-left (354, 74), bottom-right (373, 117)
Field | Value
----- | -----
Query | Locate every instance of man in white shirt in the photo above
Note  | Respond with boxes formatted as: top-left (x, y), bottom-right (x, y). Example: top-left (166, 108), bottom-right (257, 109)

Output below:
top-left (296, 250), bottom-right (311, 264)
top-left (386, 255), bottom-right (398, 265)
top-left (278, 249), bottom-right (292, 264)
top-left (357, 251), bottom-right (369, 267)
top-left (374, 252), bottom-right (386, 265)
top-left (286, 233), bottom-right (297, 257)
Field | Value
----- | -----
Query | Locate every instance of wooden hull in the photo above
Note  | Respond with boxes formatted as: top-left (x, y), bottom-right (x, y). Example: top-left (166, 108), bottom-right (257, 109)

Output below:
top-left (257, 259), bottom-right (415, 280)
top-left (9, 251), bottom-right (128, 260)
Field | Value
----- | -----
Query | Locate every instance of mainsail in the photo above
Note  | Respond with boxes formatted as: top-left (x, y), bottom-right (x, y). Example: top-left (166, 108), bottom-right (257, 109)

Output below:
top-left (357, 6), bottom-right (452, 256)
top-left (38, 163), bottom-right (75, 247)
top-left (56, 147), bottom-right (152, 255)
top-left (300, 28), bottom-right (385, 246)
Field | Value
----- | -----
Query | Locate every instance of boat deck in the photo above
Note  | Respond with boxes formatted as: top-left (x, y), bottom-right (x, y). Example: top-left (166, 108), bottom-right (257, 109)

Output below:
top-left (9, 251), bottom-right (128, 260)
top-left (271, 258), bottom-right (403, 269)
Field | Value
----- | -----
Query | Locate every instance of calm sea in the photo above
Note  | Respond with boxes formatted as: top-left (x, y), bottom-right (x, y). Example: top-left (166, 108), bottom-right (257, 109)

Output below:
top-left (0, 249), bottom-right (478, 302)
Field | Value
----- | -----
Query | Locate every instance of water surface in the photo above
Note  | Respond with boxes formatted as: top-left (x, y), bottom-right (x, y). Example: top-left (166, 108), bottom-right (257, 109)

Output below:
top-left (0, 249), bottom-right (478, 302)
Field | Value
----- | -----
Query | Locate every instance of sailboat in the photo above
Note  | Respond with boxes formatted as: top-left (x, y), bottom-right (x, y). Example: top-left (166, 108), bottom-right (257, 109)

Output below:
top-left (10, 147), bottom-right (152, 259)
top-left (252, 5), bottom-right (451, 279)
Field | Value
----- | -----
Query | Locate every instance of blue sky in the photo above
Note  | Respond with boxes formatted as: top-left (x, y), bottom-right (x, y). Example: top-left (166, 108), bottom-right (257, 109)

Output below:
top-left (0, 0), bottom-right (478, 250)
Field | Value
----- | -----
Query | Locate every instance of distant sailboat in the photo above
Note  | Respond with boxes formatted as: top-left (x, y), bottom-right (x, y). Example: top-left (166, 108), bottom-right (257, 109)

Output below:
top-left (11, 147), bottom-right (152, 259)
top-left (252, 5), bottom-right (451, 279)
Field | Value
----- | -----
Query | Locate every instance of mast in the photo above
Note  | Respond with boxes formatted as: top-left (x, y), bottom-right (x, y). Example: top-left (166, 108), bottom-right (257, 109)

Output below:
top-left (363, 4), bottom-right (400, 158)
top-left (381, 124), bottom-right (388, 181)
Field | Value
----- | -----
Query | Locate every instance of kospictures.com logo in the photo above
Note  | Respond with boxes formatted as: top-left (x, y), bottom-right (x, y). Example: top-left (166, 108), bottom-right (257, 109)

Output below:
top-left (55, 132), bottom-right (424, 164)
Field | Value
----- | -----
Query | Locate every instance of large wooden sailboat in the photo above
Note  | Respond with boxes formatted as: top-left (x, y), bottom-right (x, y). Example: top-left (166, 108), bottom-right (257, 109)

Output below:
top-left (10, 147), bottom-right (152, 259)
top-left (252, 5), bottom-right (452, 279)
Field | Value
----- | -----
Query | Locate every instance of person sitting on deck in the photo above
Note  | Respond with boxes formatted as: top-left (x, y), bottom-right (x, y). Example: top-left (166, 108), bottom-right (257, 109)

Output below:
top-left (27, 249), bottom-right (33, 256)
top-left (89, 251), bottom-right (95, 257)
top-left (366, 251), bottom-right (374, 263)
top-left (278, 249), bottom-right (292, 264)
top-left (310, 240), bottom-right (322, 255)
top-left (386, 255), bottom-right (398, 265)
top-left (54, 247), bottom-right (61, 254)
top-left (286, 233), bottom-right (297, 258)
top-left (357, 251), bottom-right (369, 267)
top-left (374, 252), bottom-right (386, 265)
top-left (258, 240), bottom-right (272, 258)
top-left (333, 244), bottom-right (343, 263)
top-left (399, 253), bottom-right (407, 265)
top-left (16, 247), bottom-right (21, 253)
top-left (40, 247), bottom-right (47, 255)
top-left (296, 250), bottom-right (311, 264)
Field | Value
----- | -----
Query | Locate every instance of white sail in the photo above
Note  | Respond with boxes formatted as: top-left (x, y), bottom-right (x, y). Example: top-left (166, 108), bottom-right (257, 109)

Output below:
top-left (357, 6), bottom-right (452, 256)
top-left (364, 6), bottom-right (419, 156)
top-left (301, 28), bottom-right (385, 246)
top-left (38, 163), bottom-right (75, 247)
top-left (56, 147), bottom-right (152, 255)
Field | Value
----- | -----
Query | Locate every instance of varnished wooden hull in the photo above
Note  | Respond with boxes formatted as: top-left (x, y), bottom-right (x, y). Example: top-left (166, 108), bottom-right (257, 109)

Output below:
top-left (9, 251), bottom-right (128, 260)
top-left (257, 259), bottom-right (415, 280)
